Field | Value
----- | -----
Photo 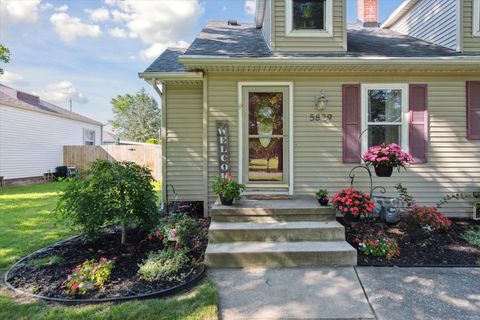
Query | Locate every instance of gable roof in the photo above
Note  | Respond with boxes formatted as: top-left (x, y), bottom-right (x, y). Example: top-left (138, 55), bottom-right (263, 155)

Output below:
top-left (144, 47), bottom-right (188, 73)
top-left (0, 84), bottom-right (103, 126)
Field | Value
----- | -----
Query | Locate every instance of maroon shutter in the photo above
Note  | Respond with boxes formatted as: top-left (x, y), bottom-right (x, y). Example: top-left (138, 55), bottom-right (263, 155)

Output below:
top-left (467, 81), bottom-right (480, 140)
top-left (409, 84), bottom-right (428, 164)
top-left (342, 84), bottom-right (361, 163)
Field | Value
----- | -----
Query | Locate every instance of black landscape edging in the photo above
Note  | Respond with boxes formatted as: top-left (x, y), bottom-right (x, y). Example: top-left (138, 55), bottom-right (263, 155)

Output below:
top-left (356, 264), bottom-right (480, 268)
top-left (3, 237), bottom-right (206, 305)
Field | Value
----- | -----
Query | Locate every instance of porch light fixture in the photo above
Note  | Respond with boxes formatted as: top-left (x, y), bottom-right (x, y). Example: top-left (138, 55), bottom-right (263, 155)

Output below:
top-left (315, 92), bottom-right (328, 111)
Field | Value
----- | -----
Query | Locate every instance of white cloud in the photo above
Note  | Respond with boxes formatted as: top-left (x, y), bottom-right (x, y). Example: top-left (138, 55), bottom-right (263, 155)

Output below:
top-left (40, 3), bottom-right (68, 12)
top-left (0, 0), bottom-right (40, 27)
top-left (85, 8), bottom-right (110, 22)
top-left (108, 27), bottom-right (128, 38)
top-left (245, 0), bottom-right (256, 16)
top-left (106, 0), bottom-right (204, 60)
top-left (38, 81), bottom-right (89, 104)
top-left (56, 4), bottom-right (68, 12)
top-left (0, 71), bottom-right (30, 87)
top-left (50, 13), bottom-right (102, 43)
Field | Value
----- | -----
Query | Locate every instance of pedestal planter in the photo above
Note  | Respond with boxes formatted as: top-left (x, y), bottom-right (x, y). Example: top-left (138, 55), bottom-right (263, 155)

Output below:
top-left (220, 196), bottom-right (234, 206)
top-left (374, 165), bottom-right (394, 177)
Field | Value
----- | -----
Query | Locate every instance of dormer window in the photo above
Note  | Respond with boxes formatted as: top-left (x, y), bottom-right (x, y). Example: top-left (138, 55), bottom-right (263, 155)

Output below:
top-left (474, 0), bottom-right (480, 36)
top-left (286, 0), bottom-right (333, 37)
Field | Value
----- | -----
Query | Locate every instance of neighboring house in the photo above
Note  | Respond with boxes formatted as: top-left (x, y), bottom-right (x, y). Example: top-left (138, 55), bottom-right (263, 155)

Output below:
top-left (102, 130), bottom-right (118, 145)
top-left (140, 0), bottom-right (480, 217)
top-left (0, 84), bottom-right (103, 183)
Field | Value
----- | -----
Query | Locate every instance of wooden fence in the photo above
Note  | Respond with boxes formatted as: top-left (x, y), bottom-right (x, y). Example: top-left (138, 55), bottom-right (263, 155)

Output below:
top-left (63, 145), bottom-right (161, 180)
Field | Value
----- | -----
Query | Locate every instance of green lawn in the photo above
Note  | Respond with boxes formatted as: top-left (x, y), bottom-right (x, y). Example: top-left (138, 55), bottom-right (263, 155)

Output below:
top-left (0, 182), bottom-right (217, 320)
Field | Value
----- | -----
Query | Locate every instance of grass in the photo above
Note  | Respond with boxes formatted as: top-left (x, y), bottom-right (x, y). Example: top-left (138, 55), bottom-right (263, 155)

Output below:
top-left (0, 182), bottom-right (217, 320)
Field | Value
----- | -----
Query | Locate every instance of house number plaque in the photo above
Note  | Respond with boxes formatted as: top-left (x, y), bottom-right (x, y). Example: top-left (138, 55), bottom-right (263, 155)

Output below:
top-left (310, 113), bottom-right (332, 123)
top-left (216, 120), bottom-right (231, 178)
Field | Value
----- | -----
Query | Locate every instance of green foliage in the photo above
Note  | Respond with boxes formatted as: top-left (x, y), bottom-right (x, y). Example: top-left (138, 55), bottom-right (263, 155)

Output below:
top-left (55, 160), bottom-right (158, 244)
top-left (109, 89), bottom-right (161, 143)
top-left (315, 188), bottom-right (328, 198)
top-left (464, 227), bottom-right (480, 246)
top-left (358, 232), bottom-right (400, 260)
top-left (145, 138), bottom-right (160, 144)
top-left (29, 255), bottom-right (62, 269)
top-left (436, 193), bottom-right (473, 209)
top-left (394, 183), bottom-right (416, 208)
top-left (212, 174), bottom-right (245, 201)
top-left (138, 248), bottom-right (190, 283)
top-left (61, 258), bottom-right (114, 296)
top-left (0, 44), bottom-right (10, 74)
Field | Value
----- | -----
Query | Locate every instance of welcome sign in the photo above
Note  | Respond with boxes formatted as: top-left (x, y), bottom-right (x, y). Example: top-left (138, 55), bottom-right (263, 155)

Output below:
top-left (216, 120), bottom-right (231, 178)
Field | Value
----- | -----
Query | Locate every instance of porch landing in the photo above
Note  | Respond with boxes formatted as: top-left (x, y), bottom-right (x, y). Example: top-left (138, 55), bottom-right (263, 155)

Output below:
top-left (206, 195), bottom-right (357, 268)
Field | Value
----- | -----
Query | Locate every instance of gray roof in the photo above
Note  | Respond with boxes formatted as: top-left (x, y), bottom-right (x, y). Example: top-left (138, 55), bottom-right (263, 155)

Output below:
top-left (144, 20), bottom-right (479, 73)
top-left (0, 84), bottom-right (103, 126)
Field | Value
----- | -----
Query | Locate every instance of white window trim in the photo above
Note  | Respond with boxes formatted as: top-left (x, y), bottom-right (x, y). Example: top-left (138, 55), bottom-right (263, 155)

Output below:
top-left (83, 128), bottom-right (96, 146)
top-left (360, 84), bottom-right (409, 154)
top-left (474, 0), bottom-right (480, 37)
top-left (285, 0), bottom-right (333, 38)
top-left (237, 82), bottom-right (294, 195)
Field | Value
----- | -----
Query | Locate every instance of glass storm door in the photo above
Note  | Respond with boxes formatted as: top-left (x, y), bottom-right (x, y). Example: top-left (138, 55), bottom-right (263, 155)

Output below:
top-left (243, 87), bottom-right (289, 185)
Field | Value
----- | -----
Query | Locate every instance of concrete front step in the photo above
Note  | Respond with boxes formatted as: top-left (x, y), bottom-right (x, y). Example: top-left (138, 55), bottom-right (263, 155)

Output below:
top-left (209, 220), bottom-right (345, 243)
top-left (210, 195), bottom-right (335, 222)
top-left (205, 241), bottom-right (357, 268)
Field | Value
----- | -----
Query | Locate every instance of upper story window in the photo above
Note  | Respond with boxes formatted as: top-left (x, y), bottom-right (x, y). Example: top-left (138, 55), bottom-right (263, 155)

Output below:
top-left (286, 0), bottom-right (332, 37)
top-left (361, 84), bottom-right (409, 152)
top-left (83, 129), bottom-right (96, 146)
top-left (474, 0), bottom-right (480, 36)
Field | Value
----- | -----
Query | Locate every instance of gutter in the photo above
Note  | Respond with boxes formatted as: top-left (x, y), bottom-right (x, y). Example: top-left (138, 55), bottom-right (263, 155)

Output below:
top-left (138, 72), bottom-right (203, 81)
top-left (381, 0), bottom-right (420, 29)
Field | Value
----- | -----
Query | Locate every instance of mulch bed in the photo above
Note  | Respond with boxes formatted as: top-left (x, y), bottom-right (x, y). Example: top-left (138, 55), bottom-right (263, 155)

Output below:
top-left (6, 218), bottom-right (210, 300)
top-left (340, 217), bottom-right (480, 266)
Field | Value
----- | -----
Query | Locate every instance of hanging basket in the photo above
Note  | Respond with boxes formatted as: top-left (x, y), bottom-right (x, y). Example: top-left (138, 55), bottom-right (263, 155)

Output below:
top-left (374, 165), bottom-right (394, 177)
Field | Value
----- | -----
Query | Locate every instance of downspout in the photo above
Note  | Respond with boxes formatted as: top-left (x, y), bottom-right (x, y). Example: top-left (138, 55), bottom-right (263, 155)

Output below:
top-left (152, 79), bottom-right (167, 205)
top-left (202, 74), bottom-right (209, 217)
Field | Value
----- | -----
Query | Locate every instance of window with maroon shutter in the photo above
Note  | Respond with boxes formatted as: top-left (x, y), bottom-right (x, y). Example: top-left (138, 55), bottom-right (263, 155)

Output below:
top-left (342, 84), bottom-right (361, 163)
top-left (409, 84), bottom-right (428, 164)
top-left (467, 81), bottom-right (480, 140)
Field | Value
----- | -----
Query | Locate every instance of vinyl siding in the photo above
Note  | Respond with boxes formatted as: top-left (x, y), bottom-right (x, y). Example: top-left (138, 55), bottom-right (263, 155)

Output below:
top-left (0, 104), bottom-right (102, 180)
top-left (388, 0), bottom-right (458, 51)
top-left (272, 0), bottom-right (346, 52)
top-left (463, 0), bottom-right (480, 52)
top-left (165, 84), bottom-right (204, 201)
top-left (205, 73), bottom-right (480, 217)
top-left (262, 0), bottom-right (273, 49)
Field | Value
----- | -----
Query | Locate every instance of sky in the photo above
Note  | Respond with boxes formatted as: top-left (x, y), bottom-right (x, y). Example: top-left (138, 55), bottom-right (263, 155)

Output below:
top-left (0, 0), bottom-right (404, 127)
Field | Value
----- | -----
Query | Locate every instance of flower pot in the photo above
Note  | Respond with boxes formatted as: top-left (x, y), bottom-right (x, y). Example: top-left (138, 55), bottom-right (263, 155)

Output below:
top-left (317, 196), bottom-right (329, 206)
top-left (220, 196), bottom-right (234, 206)
top-left (374, 165), bottom-right (394, 177)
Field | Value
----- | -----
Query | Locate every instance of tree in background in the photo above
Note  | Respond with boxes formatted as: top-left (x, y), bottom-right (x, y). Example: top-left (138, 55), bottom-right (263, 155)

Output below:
top-left (0, 44), bottom-right (10, 74)
top-left (109, 88), bottom-right (161, 142)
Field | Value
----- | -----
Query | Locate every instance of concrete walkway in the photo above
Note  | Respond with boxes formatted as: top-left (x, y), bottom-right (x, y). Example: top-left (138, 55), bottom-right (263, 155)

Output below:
top-left (210, 267), bottom-right (480, 320)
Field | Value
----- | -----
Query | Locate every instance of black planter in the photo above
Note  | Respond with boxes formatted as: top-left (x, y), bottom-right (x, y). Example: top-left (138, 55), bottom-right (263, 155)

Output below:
top-left (220, 196), bottom-right (234, 206)
top-left (374, 165), bottom-right (394, 177)
top-left (317, 196), bottom-right (329, 206)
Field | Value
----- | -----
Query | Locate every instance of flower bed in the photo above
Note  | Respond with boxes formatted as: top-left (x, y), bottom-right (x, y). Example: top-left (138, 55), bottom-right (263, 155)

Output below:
top-left (5, 218), bottom-right (209, 301)
top-left (341, 217), bottom-right (480, 266)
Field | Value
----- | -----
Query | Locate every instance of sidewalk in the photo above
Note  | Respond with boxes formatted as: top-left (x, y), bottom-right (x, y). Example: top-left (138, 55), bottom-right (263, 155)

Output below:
top-left (210, 267), bottom-right (480, 320)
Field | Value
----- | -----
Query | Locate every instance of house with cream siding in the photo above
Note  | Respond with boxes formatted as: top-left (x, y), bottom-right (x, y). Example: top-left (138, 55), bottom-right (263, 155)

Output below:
top-left (0, 84), bottom-right (103, 184)
top-left (140, 0), bottom-right (480, 218)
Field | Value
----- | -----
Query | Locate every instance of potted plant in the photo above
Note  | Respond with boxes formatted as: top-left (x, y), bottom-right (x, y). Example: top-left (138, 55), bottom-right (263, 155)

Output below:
top-left (212, 172), bottom-right (245, 206)
top-left (315, 189), bottom-right (329, 206)
top-left (362, 143), bottom-right (413, 177)
top-left (332, 188), bottom-right (375, 222)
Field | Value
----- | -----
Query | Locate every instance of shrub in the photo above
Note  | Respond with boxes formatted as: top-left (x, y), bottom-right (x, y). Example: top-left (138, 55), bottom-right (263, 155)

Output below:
top-left (463, 227), bottom-right (480, 246)
top-left (406, 205), bottom-right (452, 232)
top-left (56, 160), bottom-right (158, 244)
top-left (61, 257), bottom-right (114, 296)
top-left (357, 232), bottom-right (400, 260)
top-left (138, 248), bottom-right (190, 282)
top-left (332, 188), bottom-right (375, 217)
top-left (212, 172), bottom-right (245, 201)
top-left (148, 213), bottom-right (203, 252)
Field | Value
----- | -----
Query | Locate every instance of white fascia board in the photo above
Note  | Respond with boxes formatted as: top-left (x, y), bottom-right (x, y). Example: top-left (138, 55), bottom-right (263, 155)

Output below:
top-left (381, 0), bottom-right (420, 29)
top-left (138, 72), bottom-right (204, 81)
top-left (255, 0), bottom-right (267, 28)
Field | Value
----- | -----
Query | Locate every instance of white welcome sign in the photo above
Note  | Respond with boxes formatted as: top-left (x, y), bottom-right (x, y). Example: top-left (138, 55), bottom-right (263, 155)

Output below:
top-left (216, 120), bottom-right (231, 178)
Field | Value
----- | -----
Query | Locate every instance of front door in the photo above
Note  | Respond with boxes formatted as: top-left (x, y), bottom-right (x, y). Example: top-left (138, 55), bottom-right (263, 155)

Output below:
top-left (243, 87), bottom-right (289, 187)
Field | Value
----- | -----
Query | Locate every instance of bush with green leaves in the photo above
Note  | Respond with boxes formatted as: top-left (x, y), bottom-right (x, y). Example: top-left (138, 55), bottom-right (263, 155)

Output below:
top-left (464, 227), bottom-right (480, 246)
top-left (138, 248), bottom-right (190, 282)
top-left (55, 160), bottom-right (158, 244)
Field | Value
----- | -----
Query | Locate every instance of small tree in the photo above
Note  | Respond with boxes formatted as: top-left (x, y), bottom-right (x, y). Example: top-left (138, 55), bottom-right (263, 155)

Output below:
top-left (56, 160), bottom-right (158, 245)
top-left (0, 44), bottom-right (10, 75)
